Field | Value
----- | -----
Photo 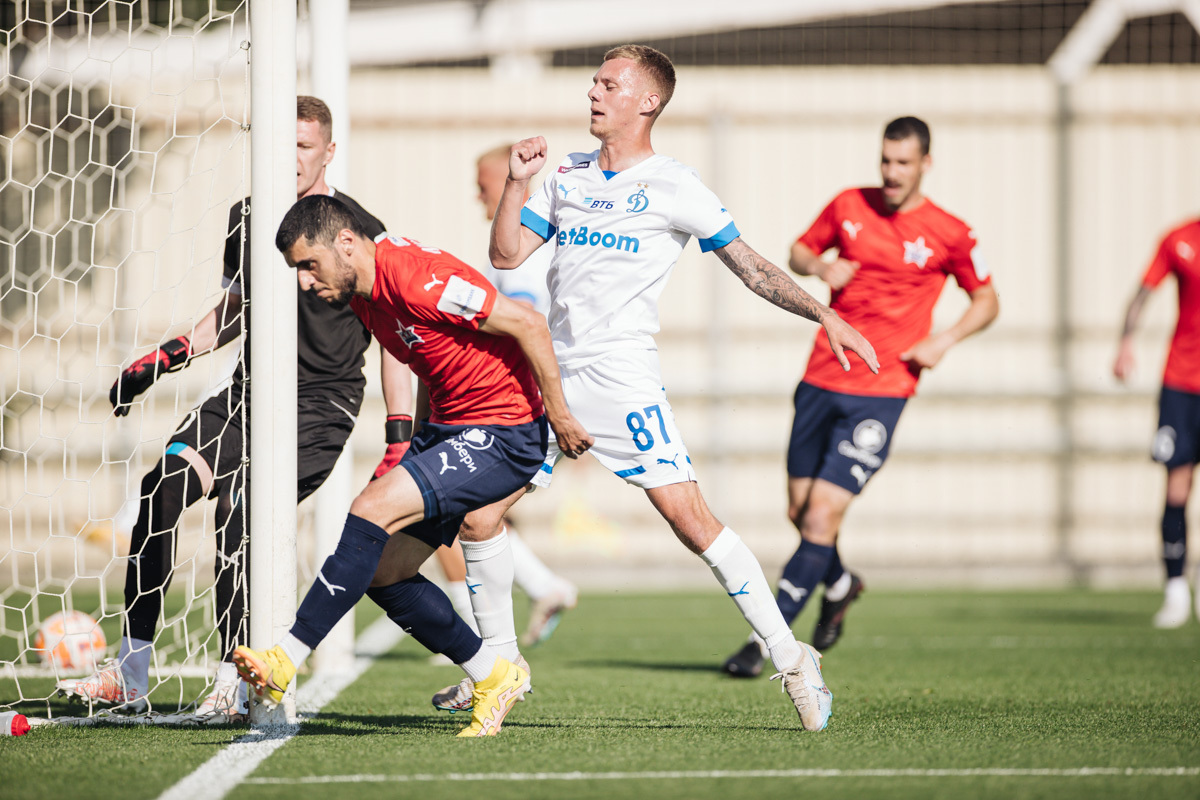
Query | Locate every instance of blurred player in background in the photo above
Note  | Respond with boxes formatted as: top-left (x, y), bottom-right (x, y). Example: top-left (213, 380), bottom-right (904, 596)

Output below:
top-left (723, 116), bottom-right (999, 677)
top-left (483, 44), bottom-right (879, 732)
top-left (58, 97), bottom-right (413, 722)
top-left (233, 195), bottom-right (591, 738)
top-left (1113, 217), bottom-right (1200, 628)
top-left (429, 146), bottom-right (578, 663)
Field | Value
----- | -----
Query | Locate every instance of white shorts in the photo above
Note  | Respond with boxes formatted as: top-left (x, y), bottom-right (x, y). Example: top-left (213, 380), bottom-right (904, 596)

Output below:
top-left (532, 349), bottom-right (697, 490)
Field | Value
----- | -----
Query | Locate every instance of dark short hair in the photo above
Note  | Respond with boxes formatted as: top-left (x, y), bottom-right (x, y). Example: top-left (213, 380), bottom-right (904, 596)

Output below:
top-left (603, 44), bottom-right (676, 117)
top-left (275, 194), bottom-right (367, 254)
top-left (297, 95), bottom-right (333, 143)
top-left (884, 116), bottom-right (931, 155)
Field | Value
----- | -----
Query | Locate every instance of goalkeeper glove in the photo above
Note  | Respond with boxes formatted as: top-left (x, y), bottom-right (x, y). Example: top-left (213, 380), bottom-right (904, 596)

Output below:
top-left (372, 414), bottom-right (413, 480)
top-left (109, 336), bottom-right (191, 416)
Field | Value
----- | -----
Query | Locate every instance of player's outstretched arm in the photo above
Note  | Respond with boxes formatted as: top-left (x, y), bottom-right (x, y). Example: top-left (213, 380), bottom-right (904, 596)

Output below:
top-left (489, 137), bottom-right (550, 270)
top-left (109, 290), bottom-right (242, 416)
top-left (900, 283), bottom-right (999, 371)
top-left (478, 294), bottom-right (594, 458)
top-left (1113, 285), bottom-right (1151, 383)
top-left (789, 241), bottom-right (859, 290)
top-left (715, 237), bottom-right (879, 374)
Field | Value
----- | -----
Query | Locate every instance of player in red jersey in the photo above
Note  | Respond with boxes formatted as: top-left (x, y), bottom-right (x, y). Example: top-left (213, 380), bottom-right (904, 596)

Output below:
top-left (232, 195), bottom-right (591, 737)
top-left (723, 117), bottom-right (999, 677)
top-left (1114, 218), bottom-right (1200, 628)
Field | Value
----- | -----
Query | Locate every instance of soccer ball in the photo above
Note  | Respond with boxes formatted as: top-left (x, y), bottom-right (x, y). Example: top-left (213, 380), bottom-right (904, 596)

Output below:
top-left (33, 610), bottom-right (107, 671)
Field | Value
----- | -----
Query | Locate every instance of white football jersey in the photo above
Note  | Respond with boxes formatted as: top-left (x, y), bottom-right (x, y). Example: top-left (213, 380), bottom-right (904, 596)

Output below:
top-left (522, 150), bottom-right (738, 368)
top-left (480, 240), bottom-right (552, 318)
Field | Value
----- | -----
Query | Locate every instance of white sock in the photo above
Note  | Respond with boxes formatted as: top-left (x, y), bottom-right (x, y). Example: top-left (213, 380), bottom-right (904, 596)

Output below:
top-left (444, 580), bottom-right (480, 634)
top-left (701, 527), bottom-right (803, 671)
top-left (824, 572), bottom-right (853, 603)
top-left (117, 636), bottom-right (153, 684)
top-left (461, 530), bottom-right (521, 662)
top-left (458, 643), bottom-right (500, 683)
top-left (508, 525), bottom-right (562, 601)
top-left (215, 661), bottom-right (239, 684)
top-left (278, 632), bottom-right (312, 668)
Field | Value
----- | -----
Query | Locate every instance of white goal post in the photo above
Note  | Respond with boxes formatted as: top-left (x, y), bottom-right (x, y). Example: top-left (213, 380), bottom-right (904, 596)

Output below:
top-left (0, 0), bottom-right (301, 723)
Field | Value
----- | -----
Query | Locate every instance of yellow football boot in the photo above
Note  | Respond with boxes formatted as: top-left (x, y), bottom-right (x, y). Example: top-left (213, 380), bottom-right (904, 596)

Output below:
top-left (232, 645), bottom-right (296, 710)
top-left (456, 657), bottom-right (529, 738)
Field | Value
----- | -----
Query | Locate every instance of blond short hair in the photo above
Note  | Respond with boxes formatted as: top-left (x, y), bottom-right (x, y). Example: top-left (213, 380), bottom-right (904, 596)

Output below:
top-left (603, 44), bottom-right (676, 117)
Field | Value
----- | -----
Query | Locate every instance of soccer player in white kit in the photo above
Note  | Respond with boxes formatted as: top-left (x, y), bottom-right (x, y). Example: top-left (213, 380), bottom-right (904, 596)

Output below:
top-left (488, 45), bottom-right (879, 731)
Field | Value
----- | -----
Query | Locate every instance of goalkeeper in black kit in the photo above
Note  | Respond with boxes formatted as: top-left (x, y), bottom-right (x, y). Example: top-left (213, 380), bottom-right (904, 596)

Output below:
top-left (57, 96), bottom-right (412, 721)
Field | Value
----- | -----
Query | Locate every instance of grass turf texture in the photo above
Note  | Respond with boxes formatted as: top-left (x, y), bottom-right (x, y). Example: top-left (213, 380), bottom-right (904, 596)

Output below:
top-left (1, 590), bottom-right (1197, 800)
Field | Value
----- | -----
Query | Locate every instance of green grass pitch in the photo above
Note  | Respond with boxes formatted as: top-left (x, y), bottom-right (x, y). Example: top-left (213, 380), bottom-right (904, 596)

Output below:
top-left (2, 589), bottom-right (1198, 800)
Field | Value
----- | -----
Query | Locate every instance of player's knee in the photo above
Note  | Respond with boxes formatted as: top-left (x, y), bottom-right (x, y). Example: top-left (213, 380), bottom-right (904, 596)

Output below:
top-left (799, 505), bottom-right (841, 545)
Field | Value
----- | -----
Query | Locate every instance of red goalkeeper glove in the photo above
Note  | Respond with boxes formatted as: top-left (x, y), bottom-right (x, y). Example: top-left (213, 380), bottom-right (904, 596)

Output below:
top-left (372, 414), bottom-right (413, 480)
top-left (109, 336), bottom-right (191, 417)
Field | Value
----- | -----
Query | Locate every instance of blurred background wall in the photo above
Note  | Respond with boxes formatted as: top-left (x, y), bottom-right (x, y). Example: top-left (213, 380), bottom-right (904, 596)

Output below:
top-left (3, 0), bottom-right (1199, 596)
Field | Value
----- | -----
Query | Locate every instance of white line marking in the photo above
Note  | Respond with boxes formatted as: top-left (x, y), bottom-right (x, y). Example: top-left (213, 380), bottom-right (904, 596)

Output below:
top-left (156, 616), bottom-right (404, 800)
top-left (244, 767), bottom-right (1200, 785)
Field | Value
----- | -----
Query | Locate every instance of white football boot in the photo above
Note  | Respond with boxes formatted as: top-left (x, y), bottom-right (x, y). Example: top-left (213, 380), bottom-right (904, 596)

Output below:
top-left (520, 581), bottom-right (578, 647)
top-left (1153, 577), bottom-right (1191, 629)
top-left (433, 654), bottom-right (531, 713)
top-left (56, 658), bottom-right (149, 713)
top-left (194, 666), bottom-right (248, 723)
top-left (769, 644), bottom-right (832, 732)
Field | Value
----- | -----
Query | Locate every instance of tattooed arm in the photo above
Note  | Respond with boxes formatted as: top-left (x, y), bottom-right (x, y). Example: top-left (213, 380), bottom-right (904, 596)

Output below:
top-left (714, 237), bottom-right (879, 374)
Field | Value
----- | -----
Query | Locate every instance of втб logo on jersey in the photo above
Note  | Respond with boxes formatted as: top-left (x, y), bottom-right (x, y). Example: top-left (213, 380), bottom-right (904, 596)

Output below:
top-left (557, 226), bottom-right (639, 253)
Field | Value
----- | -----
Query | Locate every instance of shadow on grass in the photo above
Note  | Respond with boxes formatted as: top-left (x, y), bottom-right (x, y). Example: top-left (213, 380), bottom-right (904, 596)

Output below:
top-left (306, 710), bottom-right (796, 734)
top-left (567, 659), bottom-right (721, 673)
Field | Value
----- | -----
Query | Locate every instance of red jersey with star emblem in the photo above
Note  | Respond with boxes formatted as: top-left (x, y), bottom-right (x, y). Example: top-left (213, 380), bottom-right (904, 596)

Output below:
top-left (1141, 219), bottom-right (1200, 394)
top-left (350, 235), bottom-right (544, 425)
top-left (798, 188), bottom-right (991, 398)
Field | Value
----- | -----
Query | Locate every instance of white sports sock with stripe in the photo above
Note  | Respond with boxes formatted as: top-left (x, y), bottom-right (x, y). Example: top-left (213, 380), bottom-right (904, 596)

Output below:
top-left (461, 529), bottom-right (521, 662)
top-left (701, 527), bottom-right (803, 671)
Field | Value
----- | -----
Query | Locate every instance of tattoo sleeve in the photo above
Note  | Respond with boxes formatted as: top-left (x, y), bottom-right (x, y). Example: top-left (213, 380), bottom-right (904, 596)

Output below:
top-left (715, 238), bottom-right (828, 323)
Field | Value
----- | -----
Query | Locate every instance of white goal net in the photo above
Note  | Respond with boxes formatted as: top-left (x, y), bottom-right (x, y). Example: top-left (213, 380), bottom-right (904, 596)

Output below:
top-left (1, 0), bottom-right (252, 718)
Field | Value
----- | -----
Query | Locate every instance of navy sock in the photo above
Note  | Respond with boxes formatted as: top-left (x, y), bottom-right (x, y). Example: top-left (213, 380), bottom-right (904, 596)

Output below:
top-left (822, 544), bottom-right (845, 586)
top-left (290, 514), bottom-right (390, 649)
top-left (1163, 504), bottom-right (1187, 579)
top-left (776, 540), bottom-right (835, 625)
top-left (366, 575), bottom-right (482, 664)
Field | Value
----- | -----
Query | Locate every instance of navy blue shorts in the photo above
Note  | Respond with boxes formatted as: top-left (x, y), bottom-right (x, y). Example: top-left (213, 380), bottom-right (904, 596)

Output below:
top-left (786, 382), bottom-right (907, 495)
top-left (1154, 386), bottom-right (1200, 469)
top-left (398, 416), bottom-right (549, 548)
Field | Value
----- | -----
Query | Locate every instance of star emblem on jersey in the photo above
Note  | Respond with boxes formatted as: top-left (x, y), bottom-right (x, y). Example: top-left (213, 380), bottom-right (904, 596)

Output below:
top-left (395, 322), bottom-right (424, 348)
top-left (903, 236), bottom-right (934, 268)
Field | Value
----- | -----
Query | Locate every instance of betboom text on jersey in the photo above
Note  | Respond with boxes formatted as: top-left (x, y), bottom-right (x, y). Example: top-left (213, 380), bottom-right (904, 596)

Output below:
top-left (557, 226), bottom-right (640, 253)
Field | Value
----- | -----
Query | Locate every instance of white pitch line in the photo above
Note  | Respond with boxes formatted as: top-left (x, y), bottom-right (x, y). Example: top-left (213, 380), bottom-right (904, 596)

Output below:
top-left (156, 616), bottom-right (405, 800)
top-left (244, 767), bottom-right (1200, 785)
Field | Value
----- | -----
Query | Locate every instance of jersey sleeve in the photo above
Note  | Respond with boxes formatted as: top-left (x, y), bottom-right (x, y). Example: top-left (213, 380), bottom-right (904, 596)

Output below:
top-left (797, 196), bottom-right (841, 254)
top-left (943, 227), bottom-right (992, 291)
top-left (222, 200), bottom-right (249, 294)
top-left (1141, 233), bottom-right (1176, 289)
top-left (672, 170), bottom-right (739, 252)
top-left (521, 172), bottom-right (558, 242)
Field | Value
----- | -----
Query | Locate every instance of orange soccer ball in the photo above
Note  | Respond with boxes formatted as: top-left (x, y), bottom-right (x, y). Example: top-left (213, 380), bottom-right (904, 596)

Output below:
top-left (33, 610), bottom-right (107, 671)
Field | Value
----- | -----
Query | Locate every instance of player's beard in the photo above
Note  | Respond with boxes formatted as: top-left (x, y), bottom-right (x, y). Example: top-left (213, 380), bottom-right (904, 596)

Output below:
top-left (325, 250), bottom-right (357, 306)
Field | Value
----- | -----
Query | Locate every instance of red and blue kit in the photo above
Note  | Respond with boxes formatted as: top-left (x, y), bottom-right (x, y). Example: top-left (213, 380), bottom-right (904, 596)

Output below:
top-left (352, 235), bottom-right (544, 425)
top-left (1141, 220), bottom-right (1200, 396)
top-left (799, 187), bottom-right (991, 399)
top-left (351, 235), bottom-right (548, 547)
